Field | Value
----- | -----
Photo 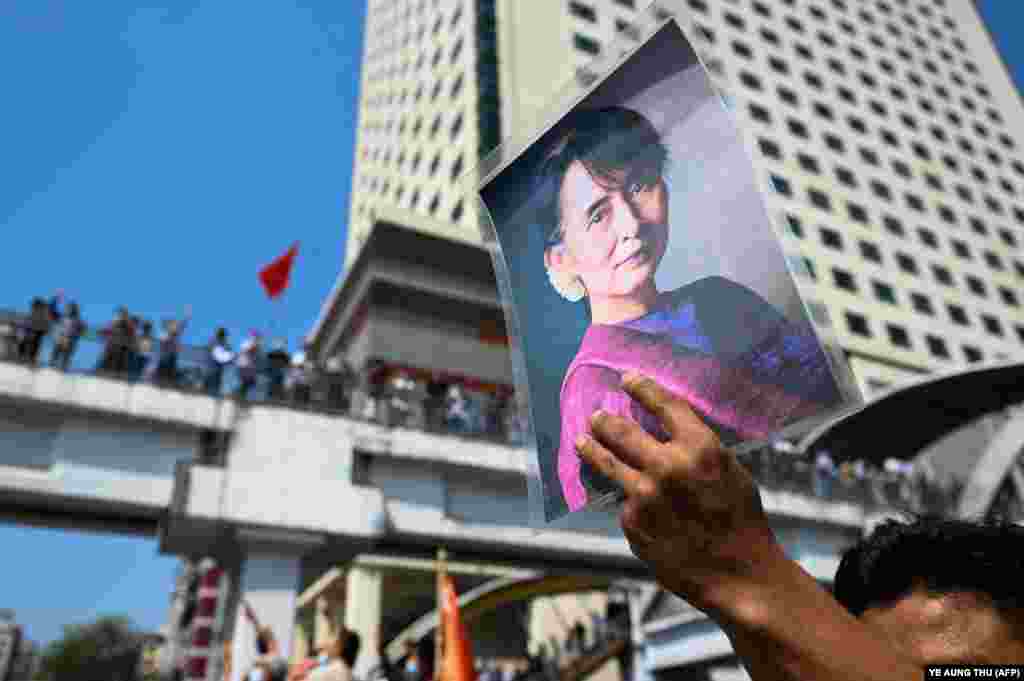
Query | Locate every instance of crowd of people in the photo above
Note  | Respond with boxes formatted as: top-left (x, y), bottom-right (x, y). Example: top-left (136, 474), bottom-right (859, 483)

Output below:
top-left (0, 297), bottom-right (526, 445)
top-left (743, 442), bottom-right (962, 515)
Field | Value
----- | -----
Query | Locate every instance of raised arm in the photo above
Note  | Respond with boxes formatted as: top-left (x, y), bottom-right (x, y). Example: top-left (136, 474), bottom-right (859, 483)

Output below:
top-left (574, 373), bottom-right (920, 681)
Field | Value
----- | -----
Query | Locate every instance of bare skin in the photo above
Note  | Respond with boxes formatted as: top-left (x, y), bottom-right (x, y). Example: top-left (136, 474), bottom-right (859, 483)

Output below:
top-left (575, 372), bottom-right (932, 680)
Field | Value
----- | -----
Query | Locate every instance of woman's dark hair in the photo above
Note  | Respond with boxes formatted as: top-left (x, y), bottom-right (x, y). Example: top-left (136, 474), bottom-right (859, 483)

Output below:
top-left (537, 106), bottom-right (668, 245)
top-left (833, 516), bottom-right (1024, 616)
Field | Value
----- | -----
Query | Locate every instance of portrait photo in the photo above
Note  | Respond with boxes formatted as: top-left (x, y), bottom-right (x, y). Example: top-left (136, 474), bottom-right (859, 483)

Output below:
top-left (479, 19), bottom-right (857, 522)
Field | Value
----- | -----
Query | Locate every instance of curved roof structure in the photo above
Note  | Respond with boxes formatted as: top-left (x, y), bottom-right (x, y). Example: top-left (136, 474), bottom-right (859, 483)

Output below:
top-left (383, 573), bottom-right (615, 659)
top-left (798, 361), bottom-right (1024, 465)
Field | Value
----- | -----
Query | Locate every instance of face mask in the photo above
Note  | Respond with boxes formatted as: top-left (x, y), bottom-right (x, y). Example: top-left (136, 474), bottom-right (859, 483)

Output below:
top-left (318, 654), bottom-right (329, 666)
top-left (250, 670), bottom-right (266, 681)
top-left (406, 661), bottom-right (419, 674)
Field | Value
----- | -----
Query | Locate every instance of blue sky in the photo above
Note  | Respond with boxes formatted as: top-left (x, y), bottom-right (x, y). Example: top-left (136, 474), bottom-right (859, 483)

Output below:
top-left (0, 0), bottom-right (1022, 647)
top-left (0, 0), bottom-right (364, 644)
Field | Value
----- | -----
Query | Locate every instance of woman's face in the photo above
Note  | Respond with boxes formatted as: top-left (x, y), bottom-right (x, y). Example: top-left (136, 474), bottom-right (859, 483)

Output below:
top-left (548, 159), bottom-right (668, 300)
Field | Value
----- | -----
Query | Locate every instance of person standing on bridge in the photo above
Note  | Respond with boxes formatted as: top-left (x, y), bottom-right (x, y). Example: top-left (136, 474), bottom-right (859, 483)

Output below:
top-left (574, 371), bottom-right (1024, 674)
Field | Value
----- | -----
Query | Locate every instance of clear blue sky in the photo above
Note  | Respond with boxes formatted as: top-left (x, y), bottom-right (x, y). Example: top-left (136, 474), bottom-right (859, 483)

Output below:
top-left (0, 0), bottom-right (364, 644)
top-left (0, 0), bottom-right (1022, 647)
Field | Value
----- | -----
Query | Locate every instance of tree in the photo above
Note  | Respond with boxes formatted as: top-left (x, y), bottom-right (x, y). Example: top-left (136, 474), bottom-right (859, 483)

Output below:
top-left (40, 615), bottom-right (144, 681)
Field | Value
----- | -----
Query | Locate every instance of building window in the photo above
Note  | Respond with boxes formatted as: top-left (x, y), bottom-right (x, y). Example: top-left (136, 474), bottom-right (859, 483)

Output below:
top-left (821, 227), bottom-right (843, 249)
top-left (947, 304), bottom-right (969, 326)
top-left (1000, 287), bottom-right (1019, 307)
top-left (785, 213), bottom-right (804, 238)
top-left (573, 33), bottom-right (600, 55)
top-left (790, 255), bottom-right (817, 281)
top-left (887, 324), bottom-right (911, 348)
top-left (963, 345), bottom-right (983, 363)
top-left (771, 175), bottom-right (793, 197)
top-left (983, 315), bottom-right (1004, 337)
top-left (911, 293), bottom-right (934, 316)
top-left (860, 240), bottom-right (882, 263)
top-left (932, 265), bottom-right (954, 287)
top-left (848, 202), bottom-right (869, 223)
top-left (926, 335), bottom-right (950, 359)
top-left (896, 253), bottom-right (918, 275)
top-left (451, 199), bottom-right (464, 223)
top-left (809, 188), bottom-right (832, 212)
top-left (759, 138), bottom-right (783, 159)
top-left (833, 267), bottom-right (858, 292)
top-left (873, 280), bottom-right (896, 305)
top-left (836, 167), bottom-right (858, 187)
top-left (798, 154), bottom-right (821, 174)
top-left (569, 1), bottom-right (597, 22)
top-left (846, 311), bottom-right (871, 337)
top-left (967, 276), bottom-right (988, 298)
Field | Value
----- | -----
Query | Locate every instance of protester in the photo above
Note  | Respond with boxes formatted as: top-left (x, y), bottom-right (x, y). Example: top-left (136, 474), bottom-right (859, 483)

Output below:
top-left (324, 356), bottom-right (354, 413)
top-left (307, 634), bottom-right (352, 681)
top-left (133, 319), bottom-right (155, 380)
top-left (49, 301), bottom-right (85, 371)
top-left (97, 307), bottom-right (134, 374)
top-left (574, 371), bottom-right (1024, 675)
top-left (445, 384), bottom-right (472, 433)
top-left (266, 340), bottom-right (291, 401)
top-left (18, 298), bottom-right (52, 364)
top-left (154, 306), bottom-right (192, 386)
top-left (205, 328), bottom-right (234, 396)
top-left (236, 332), bottom-right (263, 400)
top-left (288, 342), bottom-right (316, 406)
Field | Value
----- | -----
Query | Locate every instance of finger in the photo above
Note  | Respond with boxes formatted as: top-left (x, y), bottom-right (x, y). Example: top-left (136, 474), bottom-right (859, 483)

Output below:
top-left (590, 409), bottom-right (666, 473)
top-left (621, 371), bottom-right (713, 440)
top-left (575, 433), bottom-right (647, 496)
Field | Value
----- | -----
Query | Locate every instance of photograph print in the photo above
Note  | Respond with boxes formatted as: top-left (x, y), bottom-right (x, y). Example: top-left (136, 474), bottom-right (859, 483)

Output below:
top-left (479, 18), bottom-right (857, 522)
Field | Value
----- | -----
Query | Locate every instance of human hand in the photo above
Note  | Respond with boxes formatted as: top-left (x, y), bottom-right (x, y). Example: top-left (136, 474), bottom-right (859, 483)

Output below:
top-left (575, 372), bottom-right (783, 614)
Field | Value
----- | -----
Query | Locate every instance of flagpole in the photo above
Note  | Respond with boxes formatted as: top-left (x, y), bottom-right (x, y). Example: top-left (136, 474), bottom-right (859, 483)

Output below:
top-left (435, 546), bottom-right (448, 681)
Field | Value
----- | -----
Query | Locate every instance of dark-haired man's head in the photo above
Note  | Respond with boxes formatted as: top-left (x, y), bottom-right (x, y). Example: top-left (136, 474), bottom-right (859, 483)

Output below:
top-left (834, 516), bottom-right (1024, 664)
top-left (540, 107), bottom-right (671, 307)
top-left (342, 630), bottom-right (361, 669)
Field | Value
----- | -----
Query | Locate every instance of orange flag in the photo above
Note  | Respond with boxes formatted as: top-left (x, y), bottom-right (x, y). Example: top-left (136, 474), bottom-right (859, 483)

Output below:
top-left (440, 575), bottom-right (477, 681)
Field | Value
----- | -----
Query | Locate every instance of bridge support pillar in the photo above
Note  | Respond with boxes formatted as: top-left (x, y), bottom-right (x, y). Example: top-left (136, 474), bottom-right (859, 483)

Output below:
top-left (345, 565), bottom-right (383, 680)
top-left (230, 530), bottom-right (324, 681)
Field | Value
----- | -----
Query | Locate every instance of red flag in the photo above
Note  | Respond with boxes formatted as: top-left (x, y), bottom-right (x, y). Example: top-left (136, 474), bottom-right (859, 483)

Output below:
top-left (440, 575), bottom-right (477, 681)
top-left (259, 243), bottom-right (299, 299)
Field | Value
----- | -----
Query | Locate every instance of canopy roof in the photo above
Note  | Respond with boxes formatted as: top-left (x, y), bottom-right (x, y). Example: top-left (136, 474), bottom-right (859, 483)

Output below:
top-left (798, 362), bottom-right (1024, 465)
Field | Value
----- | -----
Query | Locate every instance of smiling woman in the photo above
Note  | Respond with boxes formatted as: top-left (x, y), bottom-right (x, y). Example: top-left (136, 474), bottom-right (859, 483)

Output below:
top-left (535, 106), bottom-right (843, 512)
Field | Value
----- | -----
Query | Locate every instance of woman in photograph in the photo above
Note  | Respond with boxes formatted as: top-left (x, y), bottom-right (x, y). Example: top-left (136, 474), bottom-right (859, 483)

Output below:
top-left (538, 106), bottom-right (842, 511)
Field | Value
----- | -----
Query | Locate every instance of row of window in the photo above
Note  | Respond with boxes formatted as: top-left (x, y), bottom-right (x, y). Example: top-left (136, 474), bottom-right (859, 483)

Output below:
top-left (761, 124), bottom-right (1024, 229)
top-left (354, 188), bottom-right (467, 225)
top-left (759, 133), bottom-right (1023, 223)
top-left (365, 33), bottom-right (468, 86)
top-left (363, 73), bottom-right (467, 117)
top-left (841, 309), bottom-right (1021, 363)
top-left (361, 145), bottom-right (467, 186)
top-left (785, 212), bottom-right (1024, 278)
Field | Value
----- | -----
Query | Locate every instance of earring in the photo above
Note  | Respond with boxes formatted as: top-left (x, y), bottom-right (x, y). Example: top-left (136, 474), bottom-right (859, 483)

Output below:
top-left (547, 268), bottom-right (585, 302)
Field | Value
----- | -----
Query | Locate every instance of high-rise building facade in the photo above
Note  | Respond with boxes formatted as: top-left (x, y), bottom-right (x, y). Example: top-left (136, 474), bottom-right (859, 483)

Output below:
top-left (346, 0), bottom-right (1024, 398)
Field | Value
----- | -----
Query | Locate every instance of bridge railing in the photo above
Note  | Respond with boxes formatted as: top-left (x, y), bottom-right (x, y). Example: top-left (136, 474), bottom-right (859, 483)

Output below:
top-left (0, 311), bottom-right (957, 516)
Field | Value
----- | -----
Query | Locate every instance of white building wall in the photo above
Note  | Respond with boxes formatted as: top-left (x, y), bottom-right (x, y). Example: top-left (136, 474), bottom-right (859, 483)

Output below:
top-left (346, 0), bottom-right (1024, 400)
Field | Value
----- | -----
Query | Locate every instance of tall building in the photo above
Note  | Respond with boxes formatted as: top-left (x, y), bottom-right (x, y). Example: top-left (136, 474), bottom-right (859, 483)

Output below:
top-left (345, 0), bottom-right (1024, 397)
